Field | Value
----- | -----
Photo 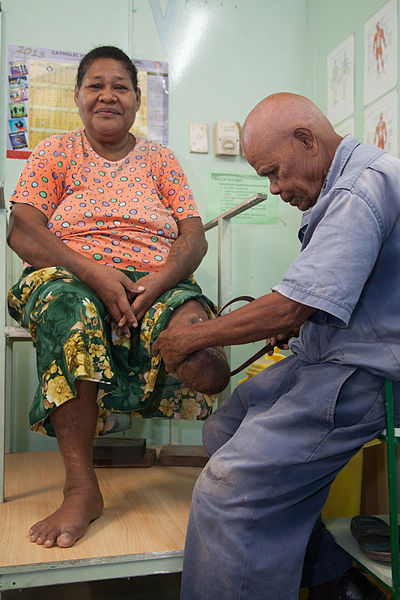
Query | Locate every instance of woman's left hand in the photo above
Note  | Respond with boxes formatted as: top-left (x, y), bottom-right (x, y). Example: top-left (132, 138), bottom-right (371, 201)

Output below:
top-left (115, 218), bottom-right (208, 336)
top-left (115, 272), bottom-right (168, 335)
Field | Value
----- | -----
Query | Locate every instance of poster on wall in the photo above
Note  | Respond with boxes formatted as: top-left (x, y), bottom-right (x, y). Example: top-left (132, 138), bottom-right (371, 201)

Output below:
top-left (364, 0), bottom-right (398, 106)
top-left (7, 48), bottom-right (169, 159)
top-left (206, 172), bottom-right (277, 225)
top-left (363, 89), bottom-right (398, 156)
top-left (327, 35), bottom-right (354, 125)
top-left (7, 44), bottom-right (84, 159)
top-left (133, 58), bottom-right (169, 145)
top-left (335, 117), bottom-right (355, 138)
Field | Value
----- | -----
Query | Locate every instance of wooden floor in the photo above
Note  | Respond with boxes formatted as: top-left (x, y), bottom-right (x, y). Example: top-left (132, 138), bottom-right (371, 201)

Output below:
top-left (0, 451), bottom-right (200, 568)
top-left (0, 453), bottom-right (391, 599)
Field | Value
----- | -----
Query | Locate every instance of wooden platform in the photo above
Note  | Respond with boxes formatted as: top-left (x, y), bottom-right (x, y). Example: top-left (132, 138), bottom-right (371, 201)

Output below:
top-left (0, 451), bottom-right (201, 595)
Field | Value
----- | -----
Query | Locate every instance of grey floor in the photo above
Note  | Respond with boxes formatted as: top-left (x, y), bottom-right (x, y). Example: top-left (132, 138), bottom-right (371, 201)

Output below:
top-left (3, 573), bottom-right (181, 599)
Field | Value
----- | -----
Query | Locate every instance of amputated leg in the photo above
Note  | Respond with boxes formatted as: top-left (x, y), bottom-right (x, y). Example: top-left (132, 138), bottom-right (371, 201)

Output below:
top-left (167, 300), bottom-right (230, 394)
top-left (29, 380), bottom-right (103, 548)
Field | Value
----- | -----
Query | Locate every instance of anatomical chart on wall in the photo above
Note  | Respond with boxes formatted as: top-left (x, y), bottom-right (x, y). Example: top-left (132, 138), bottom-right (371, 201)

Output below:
top-left (327, 35), bottom-right (354, 125)
top-left (7, 44), bottom-right (84, 159)
top-left (364, 0), bottom-right (398, 106)
top-left (363, 89), bottom-right (398, 156)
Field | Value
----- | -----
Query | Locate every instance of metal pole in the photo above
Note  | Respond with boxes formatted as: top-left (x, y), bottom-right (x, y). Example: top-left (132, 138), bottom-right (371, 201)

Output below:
top-left (385, 378), bottom-right (400, 598)
top-left (0, 186), bottom-right (6, 502)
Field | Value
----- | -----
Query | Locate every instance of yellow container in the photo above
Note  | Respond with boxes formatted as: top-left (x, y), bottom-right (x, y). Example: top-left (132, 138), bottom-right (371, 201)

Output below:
top-left (238, 346), bottom-right (286, 385)
top-left (321, 449), bottom-right (363, 518)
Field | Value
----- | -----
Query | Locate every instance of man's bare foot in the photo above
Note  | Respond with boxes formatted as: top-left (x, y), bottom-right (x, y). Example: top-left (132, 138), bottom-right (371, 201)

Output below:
top-left (29, 478), bottom-right (103, 548)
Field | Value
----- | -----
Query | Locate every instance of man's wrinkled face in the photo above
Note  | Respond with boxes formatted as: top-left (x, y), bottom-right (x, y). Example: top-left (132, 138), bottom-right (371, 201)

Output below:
top-left (245, 135), bottom-right (323, 212)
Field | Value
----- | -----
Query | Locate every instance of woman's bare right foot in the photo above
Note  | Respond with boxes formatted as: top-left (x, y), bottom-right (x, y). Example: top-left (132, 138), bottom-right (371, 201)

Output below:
top-left (29, 478), bottom-right (103, 548)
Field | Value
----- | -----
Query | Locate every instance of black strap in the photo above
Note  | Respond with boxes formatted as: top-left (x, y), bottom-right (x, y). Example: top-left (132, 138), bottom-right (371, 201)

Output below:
top-left (216, 296), bottom-right (274, 376)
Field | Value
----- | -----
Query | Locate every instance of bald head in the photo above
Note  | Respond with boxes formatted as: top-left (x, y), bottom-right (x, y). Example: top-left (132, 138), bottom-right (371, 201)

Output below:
top-left (242, 93), bottom-right (338, 158)
top-left (241, 93), bottom-right (342, 211)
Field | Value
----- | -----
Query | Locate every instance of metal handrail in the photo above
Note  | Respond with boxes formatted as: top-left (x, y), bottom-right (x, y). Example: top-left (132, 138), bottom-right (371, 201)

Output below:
top-left (203, 193), bottom-right (267, 309)
top-left (204, 193), bottom-right (268, 232)
top-left (203, 193), bottom-right (268, 406)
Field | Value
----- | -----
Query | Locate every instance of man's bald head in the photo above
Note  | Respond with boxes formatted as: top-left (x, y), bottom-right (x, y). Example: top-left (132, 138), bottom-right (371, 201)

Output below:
top-left (242, 93), bottom-right (338, 159)
top-left (241, 93), bottom-right (342, 211)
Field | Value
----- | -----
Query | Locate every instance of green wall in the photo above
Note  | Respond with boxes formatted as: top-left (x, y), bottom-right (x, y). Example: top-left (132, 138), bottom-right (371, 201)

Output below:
top-left (2, 0), bottom-right (312, 451)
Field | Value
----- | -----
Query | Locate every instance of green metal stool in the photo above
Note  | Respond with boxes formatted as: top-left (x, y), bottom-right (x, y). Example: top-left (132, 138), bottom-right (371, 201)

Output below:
top-left (383, 378), bottom-right (400, 599)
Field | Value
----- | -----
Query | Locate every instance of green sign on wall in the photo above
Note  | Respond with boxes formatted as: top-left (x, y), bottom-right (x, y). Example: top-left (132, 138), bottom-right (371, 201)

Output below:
top-left (206, 171), bottom-right (278, 225)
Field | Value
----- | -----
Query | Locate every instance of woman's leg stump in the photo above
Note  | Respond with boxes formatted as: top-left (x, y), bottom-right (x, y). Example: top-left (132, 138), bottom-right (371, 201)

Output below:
top-left (167, 300), bottom-right (230, 394)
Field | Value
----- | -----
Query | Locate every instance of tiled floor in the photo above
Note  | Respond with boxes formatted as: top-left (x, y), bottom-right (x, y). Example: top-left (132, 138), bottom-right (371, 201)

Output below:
top-left (3, 573), bottom-right (182, 600)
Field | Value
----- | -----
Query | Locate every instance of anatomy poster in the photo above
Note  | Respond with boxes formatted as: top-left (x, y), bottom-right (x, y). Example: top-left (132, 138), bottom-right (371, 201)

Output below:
top-left (327, 35), bottom-right (354, 125)
top-left (335, 117), bottom-right (355, 138)
top-left (364, 0), bottom-right (398, 106)
top-left (363, 89), bottom-right (398, 156)
top-left (7, 44), bottom-right (84, 159)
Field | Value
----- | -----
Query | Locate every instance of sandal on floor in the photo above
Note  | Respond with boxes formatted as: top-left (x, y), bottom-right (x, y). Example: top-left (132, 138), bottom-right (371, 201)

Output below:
top-left (357, 533), bottom-right (392, 564)
top-left (351, 516), bottom-right (400, 564)
top-left (350, 515), bottom-right (390, 541)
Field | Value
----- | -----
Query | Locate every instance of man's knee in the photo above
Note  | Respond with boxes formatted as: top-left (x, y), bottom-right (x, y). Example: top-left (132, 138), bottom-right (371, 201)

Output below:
top-left (202, 415), bottom-right (219, 455)
top-left (194, 452), bottom-right (238, 500)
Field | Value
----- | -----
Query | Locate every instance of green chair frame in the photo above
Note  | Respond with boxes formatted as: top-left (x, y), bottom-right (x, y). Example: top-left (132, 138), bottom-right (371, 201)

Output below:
top-left (384, 378), bottom-right (400, 598)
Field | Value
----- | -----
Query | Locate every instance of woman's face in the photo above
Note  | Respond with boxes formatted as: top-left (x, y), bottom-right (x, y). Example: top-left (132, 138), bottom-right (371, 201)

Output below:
top-left (74, 58), bottom-right (141, 143)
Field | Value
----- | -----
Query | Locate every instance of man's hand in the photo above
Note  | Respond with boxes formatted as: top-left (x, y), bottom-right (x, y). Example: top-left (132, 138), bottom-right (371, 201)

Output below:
top-left (265, 329), bottom-right (299, 355)
top-left (153, 326), bottom-right (190, 373)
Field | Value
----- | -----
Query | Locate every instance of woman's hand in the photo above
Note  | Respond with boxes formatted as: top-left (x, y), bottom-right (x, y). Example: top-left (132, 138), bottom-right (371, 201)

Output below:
top-left (116, 217), bottom-right (207, 335)
top-left (115, 272), bottom-right (169, 335)
top-left (128, 272), bottom-right (169, 319)
top-left (80, 263), bottom-right (145, 336)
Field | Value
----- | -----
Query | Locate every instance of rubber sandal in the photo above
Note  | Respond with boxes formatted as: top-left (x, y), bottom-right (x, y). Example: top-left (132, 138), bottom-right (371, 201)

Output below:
top-left (357, 533), bottom-right (392, 564)
top-left (351, 516), bottom-right (400, 564)
top-left (350, 515), bottom-right (390, 541)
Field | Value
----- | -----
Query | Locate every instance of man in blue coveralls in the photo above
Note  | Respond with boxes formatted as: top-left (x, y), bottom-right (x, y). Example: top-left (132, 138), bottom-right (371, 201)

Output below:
top-left (154, 93), bottom-right (394, 599)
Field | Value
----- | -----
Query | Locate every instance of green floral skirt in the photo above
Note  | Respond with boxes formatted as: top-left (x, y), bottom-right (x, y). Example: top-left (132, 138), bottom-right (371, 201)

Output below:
top-left (8, 266), bottom-right (217, 437)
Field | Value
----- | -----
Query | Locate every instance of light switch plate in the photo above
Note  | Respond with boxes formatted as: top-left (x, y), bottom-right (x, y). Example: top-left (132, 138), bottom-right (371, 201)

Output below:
top-left (213, 120), bottom-right (240, 156)
top-left (189, 122), bottom-right (208, 153)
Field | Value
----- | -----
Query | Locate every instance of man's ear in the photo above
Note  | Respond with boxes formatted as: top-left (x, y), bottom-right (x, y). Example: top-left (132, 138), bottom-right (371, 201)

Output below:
top-left (294, 128), bottom-right (318, 155)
